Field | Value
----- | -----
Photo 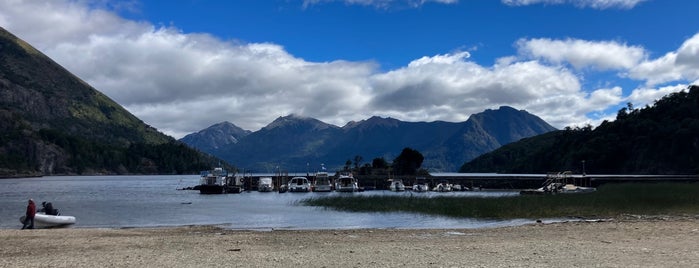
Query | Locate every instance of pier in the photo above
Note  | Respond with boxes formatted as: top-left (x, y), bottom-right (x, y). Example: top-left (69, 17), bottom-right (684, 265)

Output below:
top-left (233, 172), bottom-right (699, 191)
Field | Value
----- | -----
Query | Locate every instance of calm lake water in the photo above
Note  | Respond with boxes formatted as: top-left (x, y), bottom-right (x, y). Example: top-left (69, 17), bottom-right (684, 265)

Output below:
top-left (0, 175), bottom-right (530, 230)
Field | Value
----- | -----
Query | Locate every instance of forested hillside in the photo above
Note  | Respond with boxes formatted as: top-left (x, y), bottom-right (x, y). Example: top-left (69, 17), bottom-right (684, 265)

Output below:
top-left (460, 85), bottom-right (699, 175)
top-left (0, 27), bottom-right (224, 177)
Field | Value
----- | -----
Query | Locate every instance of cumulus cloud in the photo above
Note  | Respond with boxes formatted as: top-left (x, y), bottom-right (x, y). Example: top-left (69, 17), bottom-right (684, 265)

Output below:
top-left (517, 38), bottom-right (647, 70)
top-left (0, 0), bottom-right (377, 138)
top-left (628, 33), bottom-right (699, 86)
top-left (0, 0), bottom-right (694, 139)
top-left (368, 52), bottom-right (622, 128)
top-left (626, 84), bottom-right (689, 107)
top-left (502, 0), bottom-right (646, 9)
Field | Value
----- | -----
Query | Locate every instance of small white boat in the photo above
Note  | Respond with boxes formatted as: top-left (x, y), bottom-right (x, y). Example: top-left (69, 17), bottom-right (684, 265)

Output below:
top-left (561, 184), bottom-right (596, 193)
top-left (433, 180), bottom-right (452, 192)
top-left (412, 177), bottom-right (429, 192)
top-left (258, 177), bottom-right (274, 192)
top-left (389, 179), bottom-right (405, 192)
top-left (335, 174), bottom-right (359, 192)
top-left (520, 171), bottom-right (596, 195)
top-left (288, 177), bottom-right (311, 192)
top-left (20, 212), bottom-right (76, 228)
top-left (313, 172), bottom-right (333, 192)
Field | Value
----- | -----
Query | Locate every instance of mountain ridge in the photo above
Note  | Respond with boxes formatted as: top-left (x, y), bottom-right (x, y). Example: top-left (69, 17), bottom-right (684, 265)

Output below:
top-left (182, 107), bottom-right (556, 172)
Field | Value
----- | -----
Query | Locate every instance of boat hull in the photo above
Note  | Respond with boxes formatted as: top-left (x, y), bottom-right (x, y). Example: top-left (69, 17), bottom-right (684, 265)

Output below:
top-left (199, 185), bottom-right (225, 194)
top-left (336, 186), bottom-right (358, 192)
top-left (289, 186), bottom-right (310, 192)
top-left (20, 212), bottom-right (76, 228)
top-left (412, 184), bottom-right (429, 192)
top-left (313, 185), bottom-right (332, 192)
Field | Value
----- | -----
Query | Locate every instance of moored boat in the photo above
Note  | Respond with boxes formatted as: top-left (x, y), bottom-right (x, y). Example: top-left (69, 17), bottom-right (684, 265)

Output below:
top-left (288, 177), bottom-right (311, 192)
top-left (199, 167), bottom-right (227, 194)
top-left (412, 177), bottom-right (430, 192)
top-left (389, 179), bottom-right (405, 192)
top-left (520, 171), bottom-right (596, 195)
top-left (335, 174), bottom-right (359, 192)
top-left (433, 180), bottom-right (452, 192)
top-left (313, 172), bottom-right (333, 192)
top-left (20, 212), bottom-right (76, 228)
top-left (258, 177), bottom-right (274, 192)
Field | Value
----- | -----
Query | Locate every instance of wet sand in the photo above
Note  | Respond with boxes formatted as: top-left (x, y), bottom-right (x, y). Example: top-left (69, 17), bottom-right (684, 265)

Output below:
top-left (1, 217), bottom-right (698, 267)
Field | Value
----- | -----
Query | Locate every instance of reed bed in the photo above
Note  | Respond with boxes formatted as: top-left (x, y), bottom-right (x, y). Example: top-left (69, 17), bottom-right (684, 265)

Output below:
top-left (301, 183), bottom-right (699, 219)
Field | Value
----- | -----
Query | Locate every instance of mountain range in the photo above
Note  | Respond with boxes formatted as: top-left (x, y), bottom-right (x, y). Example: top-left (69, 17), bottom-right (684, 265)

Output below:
top-left (180, 106), bottom-right (557, 172)
top-left (0, 27), bottom-right (223, 177)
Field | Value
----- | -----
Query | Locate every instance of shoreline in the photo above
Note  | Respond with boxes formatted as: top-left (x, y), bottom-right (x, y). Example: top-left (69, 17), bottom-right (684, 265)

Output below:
top-left (2, 217), bottom-right (698, 267)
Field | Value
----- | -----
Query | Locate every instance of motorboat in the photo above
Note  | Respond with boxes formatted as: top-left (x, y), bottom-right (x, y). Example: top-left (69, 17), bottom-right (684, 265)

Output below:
top-left (520, 171), bottom-right (596, 195)
top-left (20, 212), bottom-right (76, 228)
top-left (313, 172), bottom-right (333, 192)
top-left (288, 177), bottom-right (311, 192)
top-left (335, 174), bottom-right (359, 192)
top-left (412, 177), bottom-right (430, 192)
top-left (258, 177), bottom-right (274, 192)
top-left (560, 184), bottom-right (596, 193)
top-left (433, 180), bottom-right (452, 192)
top-left (199, 167), bottom-right (227, 194)
top-left (389, 179), bottom-right (405, 191)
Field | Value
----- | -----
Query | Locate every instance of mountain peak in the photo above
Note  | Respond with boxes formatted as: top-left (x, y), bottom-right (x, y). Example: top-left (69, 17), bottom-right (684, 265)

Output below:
top-left (343, 116), bottom-right (400, 129)
top-left (180, 121), bottom-right (250, 151)
top-left (263, 114), bottom-right (336, 131)
top-left (468, 106), bottom-right (556, 146)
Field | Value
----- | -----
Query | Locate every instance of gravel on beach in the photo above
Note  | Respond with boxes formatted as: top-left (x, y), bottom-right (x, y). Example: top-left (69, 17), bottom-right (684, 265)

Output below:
top-left (1, 217), bottom-right (698, 267)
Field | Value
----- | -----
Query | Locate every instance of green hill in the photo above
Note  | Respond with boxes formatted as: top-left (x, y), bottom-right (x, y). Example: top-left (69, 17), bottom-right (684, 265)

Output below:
top-left (460, 85), bottom-right (699, 175)
top-left (0, 27), bottom-right (225, 177)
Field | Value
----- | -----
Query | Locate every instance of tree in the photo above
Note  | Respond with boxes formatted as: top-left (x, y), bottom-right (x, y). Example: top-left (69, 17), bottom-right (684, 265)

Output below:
top-left (392, 147), bottom-right (424, 175)
top-left (353, 155), bottom-right (363, 170)
top-left (371, 157), bottom-right (388, 169)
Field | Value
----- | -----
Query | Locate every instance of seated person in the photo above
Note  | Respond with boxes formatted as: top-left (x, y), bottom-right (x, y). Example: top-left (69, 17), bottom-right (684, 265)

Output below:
top-left (41, 201), bottom-right (59, 215)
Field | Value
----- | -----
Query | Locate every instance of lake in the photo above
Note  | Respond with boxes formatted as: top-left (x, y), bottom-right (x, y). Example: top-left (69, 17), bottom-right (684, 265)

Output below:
top-left (0, 175), bottom-right (530, 230)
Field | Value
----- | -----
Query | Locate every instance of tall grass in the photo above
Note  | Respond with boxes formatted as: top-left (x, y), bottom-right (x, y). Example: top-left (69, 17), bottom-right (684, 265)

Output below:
top-left (301, 183), bottom-right (699, 219)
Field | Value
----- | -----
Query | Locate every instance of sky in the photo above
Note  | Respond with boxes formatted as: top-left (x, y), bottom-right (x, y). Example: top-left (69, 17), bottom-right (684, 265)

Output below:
top-left (1, 0), bottom-right (698, 138)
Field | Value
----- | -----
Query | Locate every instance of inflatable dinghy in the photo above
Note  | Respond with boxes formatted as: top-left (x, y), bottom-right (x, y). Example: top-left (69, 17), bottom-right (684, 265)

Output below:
top-left (20, 212), bottom-right (76, 228)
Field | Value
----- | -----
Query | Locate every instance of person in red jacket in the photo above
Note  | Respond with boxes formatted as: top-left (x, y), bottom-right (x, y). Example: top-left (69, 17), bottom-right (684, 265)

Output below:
top-left (21, 199), bottom-right (36, 230)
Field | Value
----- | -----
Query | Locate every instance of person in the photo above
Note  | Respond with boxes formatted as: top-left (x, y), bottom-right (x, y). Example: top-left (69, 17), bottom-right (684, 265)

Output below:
top-left (41, 201), bottom-right (58, 216)
top-left (21, 199), bottom-right (36, 230)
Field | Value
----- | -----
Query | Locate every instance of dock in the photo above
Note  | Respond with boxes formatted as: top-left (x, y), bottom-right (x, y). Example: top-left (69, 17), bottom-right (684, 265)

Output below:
top-left (229, 172), bottom-right (699, 191)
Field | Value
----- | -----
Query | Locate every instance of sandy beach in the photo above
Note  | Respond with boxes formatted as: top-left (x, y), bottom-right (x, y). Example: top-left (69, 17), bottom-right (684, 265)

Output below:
top-left (2, 217), bottom-right (698, 267)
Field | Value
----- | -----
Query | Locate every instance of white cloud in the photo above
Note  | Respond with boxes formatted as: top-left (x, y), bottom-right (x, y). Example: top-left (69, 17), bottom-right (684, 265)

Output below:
top-left (368, 52), bottom-right (626, 129)
top-left (627, 84), bottom-right (688, 107)
top-left (517, 38), bottom-right (647, 70)
top-left (502, 0), bottom-right (645, 9)
top-left (628, 33), bottom-right (699, 86)
top-left (0, 0), bottom-right (377, 138)
top-left (0, 0), bottom-right (694, 140)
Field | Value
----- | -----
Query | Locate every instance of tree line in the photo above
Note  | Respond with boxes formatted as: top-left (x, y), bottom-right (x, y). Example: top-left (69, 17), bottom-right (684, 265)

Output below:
top-left (342, 147), bottom-right (427, 176)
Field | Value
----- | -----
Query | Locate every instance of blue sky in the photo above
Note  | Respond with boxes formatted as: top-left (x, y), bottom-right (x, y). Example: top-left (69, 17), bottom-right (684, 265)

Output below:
top-left (1, 0), bottom-right (698, 138)
top-left (124, 1), bottom-right (694, 67)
